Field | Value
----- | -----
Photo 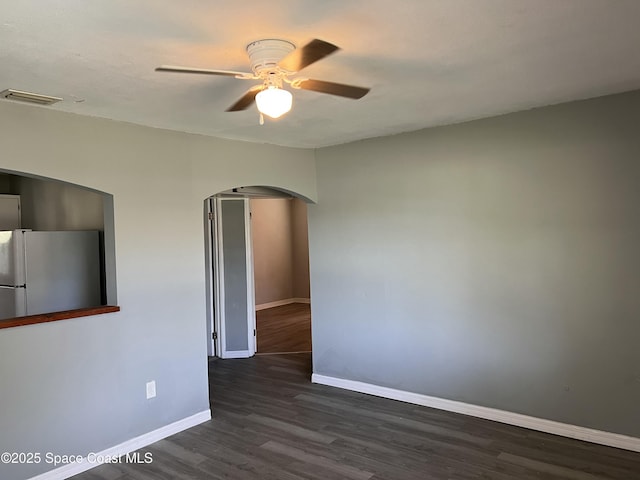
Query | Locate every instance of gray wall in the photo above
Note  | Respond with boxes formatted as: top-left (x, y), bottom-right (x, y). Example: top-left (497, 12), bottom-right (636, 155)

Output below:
top-left (0, 101), bottom-right (316, 480)
top-left (251, 198), bottom-right (310, 305)
top-left (291, 199), bottom-right (310, 299)
top-left (252, 198), bottom-right (295, 305)
top-left (310, 90), bottom-right (640, 438)
top-left (8, 175), bottom-right (105, 231)
top-left (0, 174), bottom-right (11, 192)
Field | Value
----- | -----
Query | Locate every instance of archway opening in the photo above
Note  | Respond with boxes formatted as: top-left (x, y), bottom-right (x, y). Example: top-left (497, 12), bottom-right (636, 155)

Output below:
top-left (0, 169), bottom-right (117, 325)
top-left (204, 186), bottom-right (312, 358)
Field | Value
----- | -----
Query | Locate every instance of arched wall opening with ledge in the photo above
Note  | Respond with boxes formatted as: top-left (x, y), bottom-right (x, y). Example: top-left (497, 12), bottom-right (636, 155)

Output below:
top-left (0, 169), bottom-right (118, 328)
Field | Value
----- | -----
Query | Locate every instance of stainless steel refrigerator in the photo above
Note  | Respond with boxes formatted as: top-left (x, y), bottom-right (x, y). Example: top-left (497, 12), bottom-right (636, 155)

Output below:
top-left (0, 229), bottom-right (101, 320)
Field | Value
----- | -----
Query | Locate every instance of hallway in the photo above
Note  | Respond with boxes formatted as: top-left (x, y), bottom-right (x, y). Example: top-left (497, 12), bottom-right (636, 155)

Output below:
top-left (256, 303), bottom-right (311, 354)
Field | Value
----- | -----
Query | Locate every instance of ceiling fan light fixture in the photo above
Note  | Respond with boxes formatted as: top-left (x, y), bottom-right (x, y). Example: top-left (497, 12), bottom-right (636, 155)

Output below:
top-left (255, 86), bottom-right (292, 119)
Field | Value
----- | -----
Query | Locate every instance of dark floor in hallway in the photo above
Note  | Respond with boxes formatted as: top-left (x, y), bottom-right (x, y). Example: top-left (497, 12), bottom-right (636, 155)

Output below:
top-left (72, 353), bottom-right (640, 480)
top-left (256, 302), bottom-right (311, 354)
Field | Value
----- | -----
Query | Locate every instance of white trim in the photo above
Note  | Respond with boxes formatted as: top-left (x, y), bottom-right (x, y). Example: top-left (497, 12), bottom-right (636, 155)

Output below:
top-left (311, 374), bottom-right (640, 453)
top-left (214, 198), bottom-right (226, 359)
top-left (244, 198), bottom-right (256, 357)
top-left (222, 350), bottom-right (252, 359)
top-left (256, 298), bottom-right (311, 311)
top-left (204, 198), bottom-right (216, 357)
top-left (29, 410), bottom-right (211, 480)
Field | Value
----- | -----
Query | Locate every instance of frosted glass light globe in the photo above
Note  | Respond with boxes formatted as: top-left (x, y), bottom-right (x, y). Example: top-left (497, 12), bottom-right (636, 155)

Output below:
top-left (255, 86), bottom-right (293, 119)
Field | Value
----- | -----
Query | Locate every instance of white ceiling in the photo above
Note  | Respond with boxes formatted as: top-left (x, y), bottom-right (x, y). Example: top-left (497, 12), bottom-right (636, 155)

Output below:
top-left (2, 1), bottom-right (640, 148)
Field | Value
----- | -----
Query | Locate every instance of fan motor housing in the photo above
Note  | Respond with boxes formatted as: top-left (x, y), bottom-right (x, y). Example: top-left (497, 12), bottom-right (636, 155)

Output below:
top-left (246, 39), bottom-right (295, 75)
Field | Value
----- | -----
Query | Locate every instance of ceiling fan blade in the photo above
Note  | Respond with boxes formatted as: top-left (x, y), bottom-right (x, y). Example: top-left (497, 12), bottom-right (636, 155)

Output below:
top-left (296, 79), bottom-right (370, 99)
top-left (278, 39), bottom-right (339, 72)
top-left (226, 85), bottom-right (263, 111)
top-left (155, 65), bottom-right (251, 77)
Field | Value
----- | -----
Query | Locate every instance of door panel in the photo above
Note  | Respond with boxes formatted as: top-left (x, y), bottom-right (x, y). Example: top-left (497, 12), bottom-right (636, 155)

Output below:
top-left (213, 198), bottom-right (255, 358)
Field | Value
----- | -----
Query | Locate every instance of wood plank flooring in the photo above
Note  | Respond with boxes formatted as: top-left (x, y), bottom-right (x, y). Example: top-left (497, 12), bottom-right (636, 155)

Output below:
top-left (256, 303), bottom-right (311, 354)
top-left (73, 353), bottom-right (640, 480)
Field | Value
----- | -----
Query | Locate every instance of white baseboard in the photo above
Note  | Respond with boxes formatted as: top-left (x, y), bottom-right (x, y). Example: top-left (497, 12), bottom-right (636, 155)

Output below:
top-left (292, 297), bottom-right (311, 304)
top-left (311, 374), bottom-right (640, 453)
top-left (256, 298), bottom-right (310, 311)
top-left (29, 410), bottom-right (212, 480)
top-left (222, 350), bottom-right (252, 359)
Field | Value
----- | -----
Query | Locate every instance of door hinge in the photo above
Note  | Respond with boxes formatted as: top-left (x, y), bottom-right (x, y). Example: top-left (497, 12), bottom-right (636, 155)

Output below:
top-left (253, 329), bottom-right (256, 337)
top-left (212, 331), bottom-right (218, 340)
top-left (208, 212), bottom-right (214, 220)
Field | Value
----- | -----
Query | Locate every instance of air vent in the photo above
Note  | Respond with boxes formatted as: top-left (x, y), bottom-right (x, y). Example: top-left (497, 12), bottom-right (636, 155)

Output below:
top-left (1, 89), bottom-right (62, 106)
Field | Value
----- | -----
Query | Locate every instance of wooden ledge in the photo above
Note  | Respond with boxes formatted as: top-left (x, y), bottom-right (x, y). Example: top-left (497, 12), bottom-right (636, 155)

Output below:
top-left (0, 305), bottom-right (120, 330)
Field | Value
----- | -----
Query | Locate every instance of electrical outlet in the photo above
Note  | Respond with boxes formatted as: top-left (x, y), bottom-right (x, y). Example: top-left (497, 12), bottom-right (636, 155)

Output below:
top-left (146, 380), bottom-right (156, 399)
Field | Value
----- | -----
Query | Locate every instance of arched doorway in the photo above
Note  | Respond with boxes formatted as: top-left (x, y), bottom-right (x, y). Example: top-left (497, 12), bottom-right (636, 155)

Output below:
top-left (204, 186), bottom-right (312, 359)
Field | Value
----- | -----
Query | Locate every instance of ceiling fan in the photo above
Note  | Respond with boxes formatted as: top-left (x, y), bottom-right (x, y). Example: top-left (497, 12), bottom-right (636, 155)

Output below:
top-left (155, 38), bottom-right (370, 123)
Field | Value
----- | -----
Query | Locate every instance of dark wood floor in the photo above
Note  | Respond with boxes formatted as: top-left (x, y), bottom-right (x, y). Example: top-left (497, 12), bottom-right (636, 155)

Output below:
top-left (256, 303), bottom-right (311, 354)
top-left (73, 353), bottom-right (640, 480)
